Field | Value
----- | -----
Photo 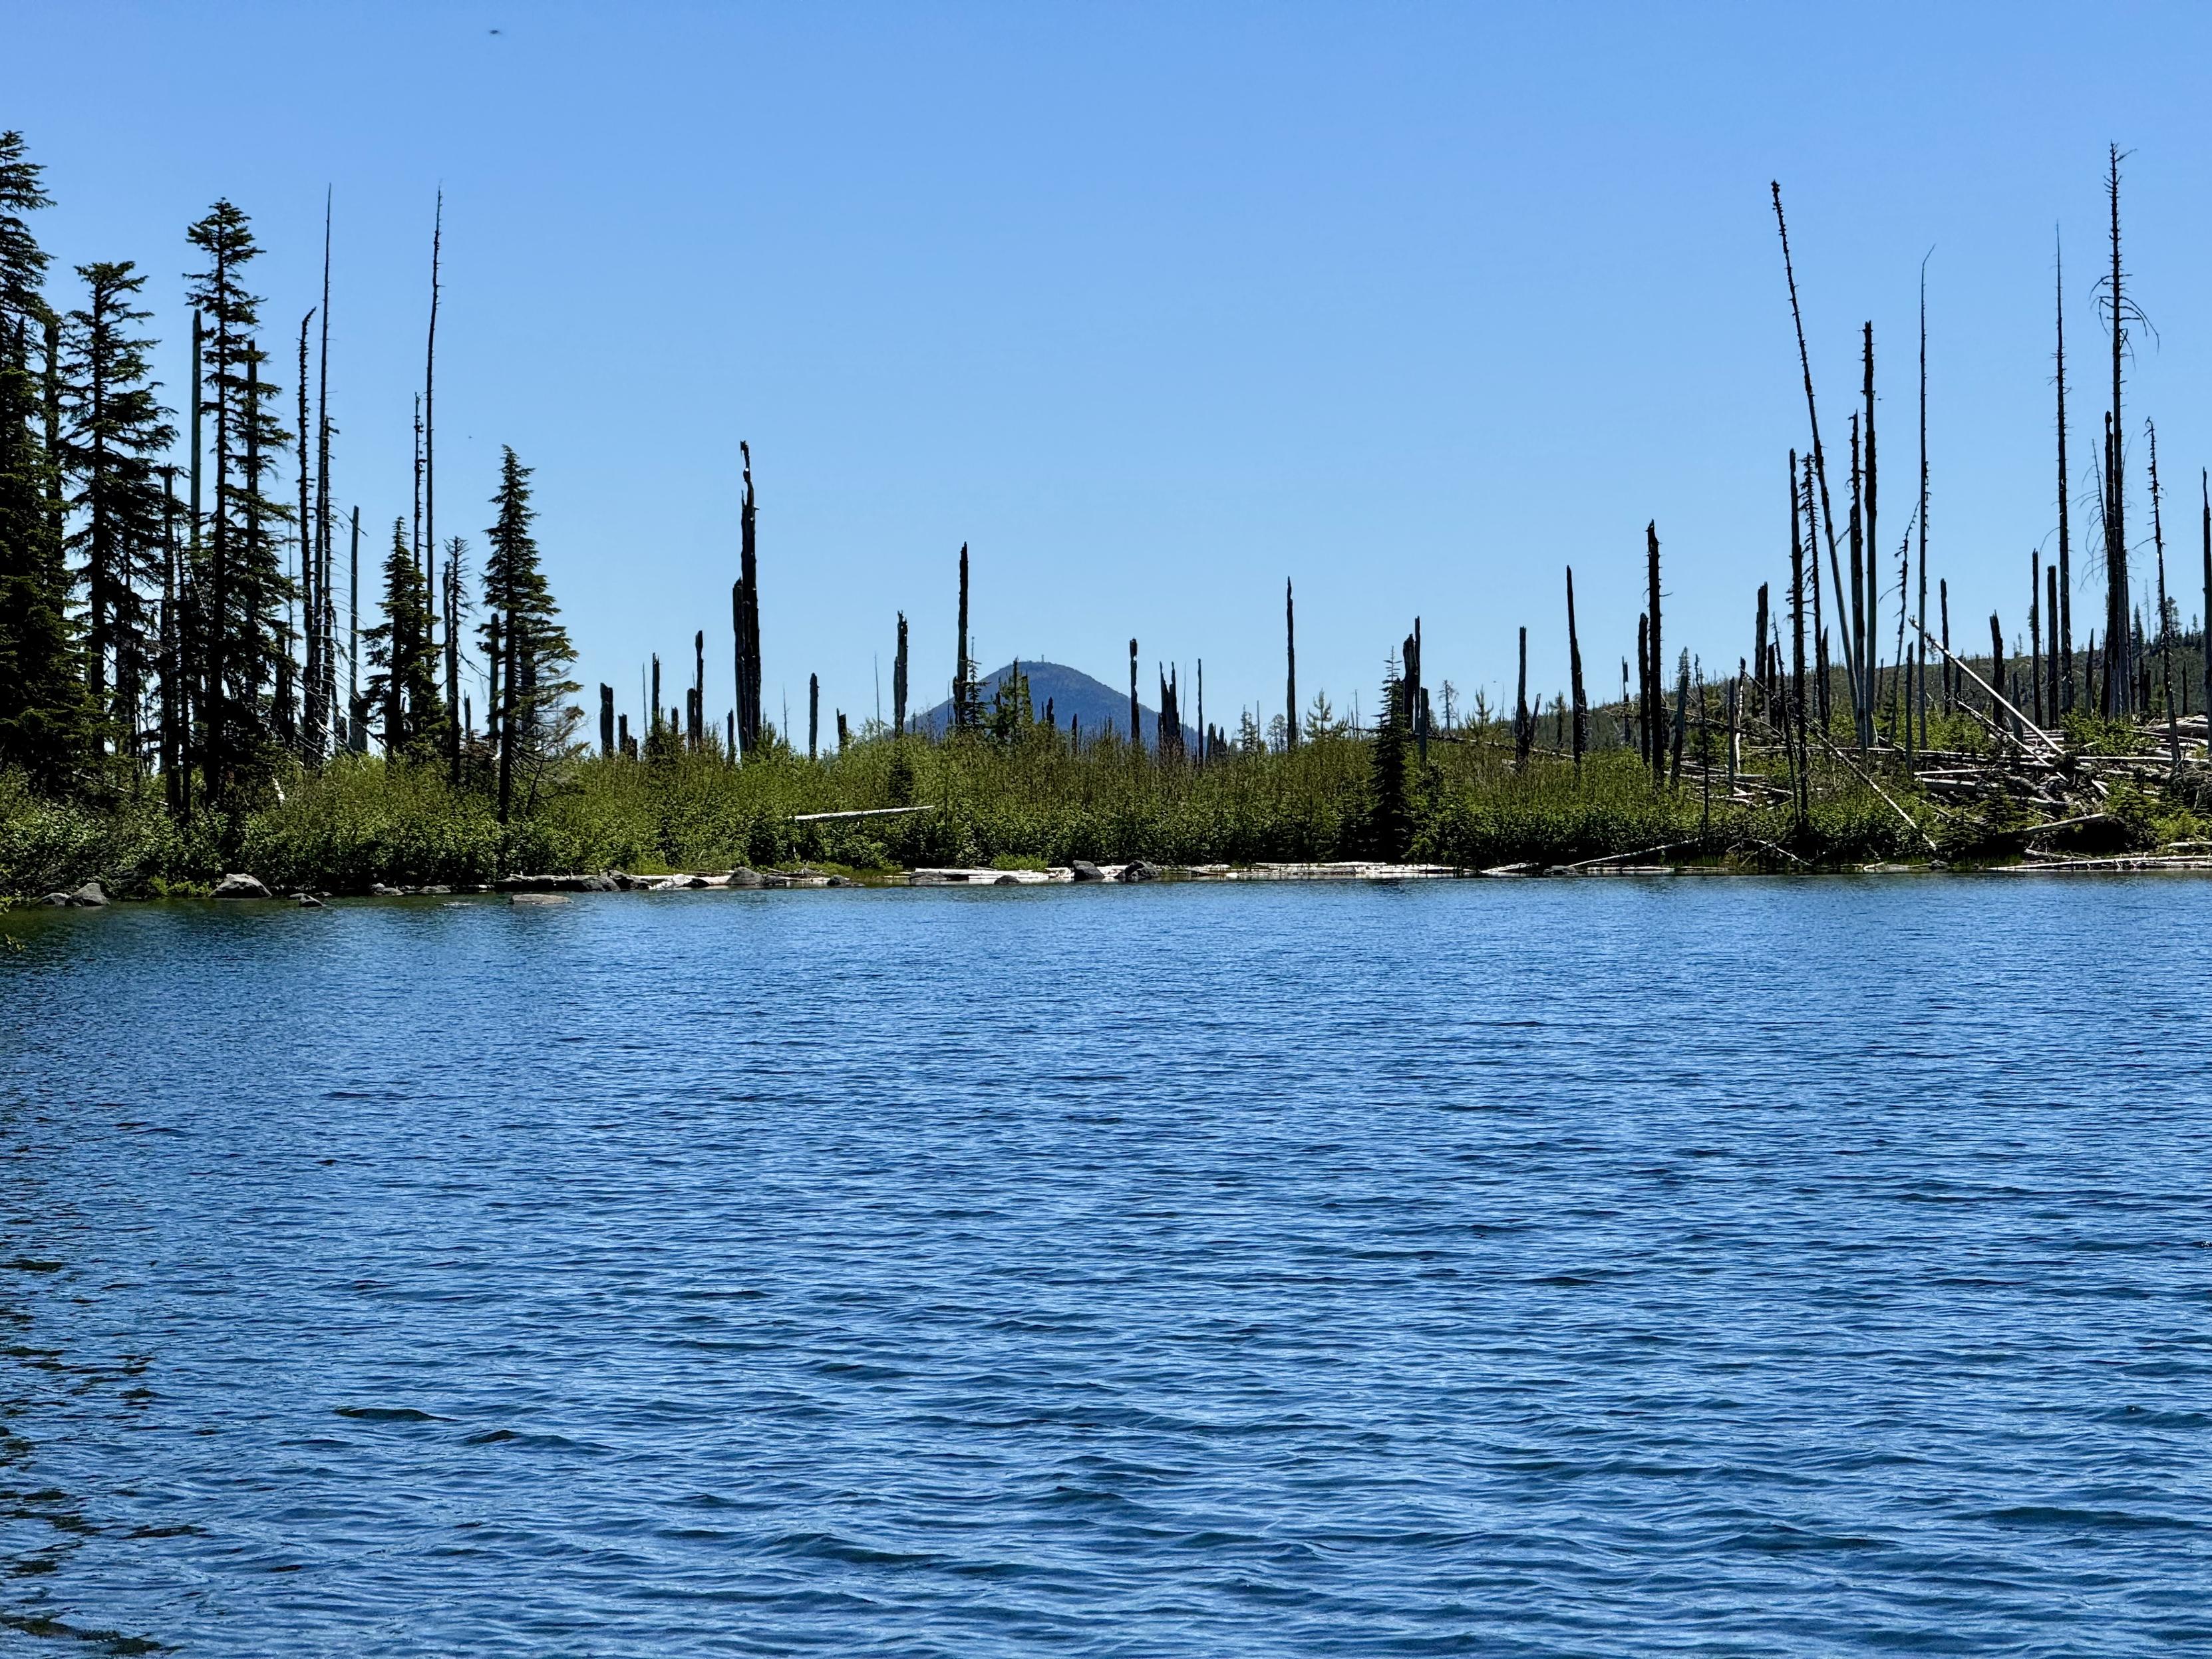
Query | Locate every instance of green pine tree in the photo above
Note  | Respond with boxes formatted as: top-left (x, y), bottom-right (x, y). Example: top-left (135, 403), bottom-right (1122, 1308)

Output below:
top-left (60, 260), bottom-right (174, 770)
top-left (1365, 657), bottom-right (1414, 861)
top-left (362, 517), bottom-right (442, 760)
top-left (0, 132), bottom-right (83, 792)
top-left (478, 447), bottom-right (575, 818)
top-left (184, 199), bottom-right (293, 813)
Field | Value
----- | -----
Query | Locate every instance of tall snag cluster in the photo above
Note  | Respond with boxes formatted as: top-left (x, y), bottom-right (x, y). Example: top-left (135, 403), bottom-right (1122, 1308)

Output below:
top-left (0, 131), bottom-right (579, 836)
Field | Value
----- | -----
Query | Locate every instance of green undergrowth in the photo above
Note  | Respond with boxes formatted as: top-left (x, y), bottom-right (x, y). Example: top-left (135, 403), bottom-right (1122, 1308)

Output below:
top-left (1, 726), bottom-right (2192, 899)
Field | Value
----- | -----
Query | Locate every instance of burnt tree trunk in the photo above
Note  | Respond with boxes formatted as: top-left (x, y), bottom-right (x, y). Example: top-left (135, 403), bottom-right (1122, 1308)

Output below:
top-left (1565, 565), bottom-right (1587, 770)
top-left (1645, 521), bottom-right (1663, 784)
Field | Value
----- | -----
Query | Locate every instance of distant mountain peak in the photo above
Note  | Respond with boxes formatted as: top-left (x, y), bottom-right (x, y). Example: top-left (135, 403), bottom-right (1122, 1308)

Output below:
top-left (912, 660), bottom-right (1196, 749)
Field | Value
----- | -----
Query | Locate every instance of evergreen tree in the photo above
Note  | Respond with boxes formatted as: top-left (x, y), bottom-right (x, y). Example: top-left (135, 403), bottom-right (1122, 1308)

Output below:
top-left (362, 516), bottom-right (442, 759)
top-left (0, 133), bottom-right (82, 791)
top-left (184, 199), bottom-right (293, 812)
top-left (60, 261), bottom-right (174, 766)
top-left (478, 447), bottom-right (575, 818)
top-left (987, 661), bottom-right (1033, 744)
top-left (1365, 657), bottom-right (1414, 861)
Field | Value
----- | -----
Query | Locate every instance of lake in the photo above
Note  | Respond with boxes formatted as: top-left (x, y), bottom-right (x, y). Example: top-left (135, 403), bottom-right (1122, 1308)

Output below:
top-left (3, 879), bottom-right (2209, 1655)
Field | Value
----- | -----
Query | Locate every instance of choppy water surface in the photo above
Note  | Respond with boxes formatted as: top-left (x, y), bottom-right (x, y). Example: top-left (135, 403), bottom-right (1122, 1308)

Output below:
top-left (3, 878), bottom-right (2209, 1655)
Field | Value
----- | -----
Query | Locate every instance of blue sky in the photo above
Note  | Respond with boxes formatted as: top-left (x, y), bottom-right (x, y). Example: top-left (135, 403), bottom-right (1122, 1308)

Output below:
top-left (15, 2), bottom-right (2212, 736)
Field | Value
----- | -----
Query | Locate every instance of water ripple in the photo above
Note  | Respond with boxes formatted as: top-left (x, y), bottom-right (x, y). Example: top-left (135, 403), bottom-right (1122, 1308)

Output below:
top-left (0, 879), bottom-right (2208, 1654)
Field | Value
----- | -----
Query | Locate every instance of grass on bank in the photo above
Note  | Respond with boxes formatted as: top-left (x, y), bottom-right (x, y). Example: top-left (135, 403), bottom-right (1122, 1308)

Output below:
top-left (3, 709), bottom-right (2201, 899)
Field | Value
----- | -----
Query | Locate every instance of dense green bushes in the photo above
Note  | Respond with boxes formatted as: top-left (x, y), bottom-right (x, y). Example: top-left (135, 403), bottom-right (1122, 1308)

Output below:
top-left (0, 721), bottom-right (1997, 899)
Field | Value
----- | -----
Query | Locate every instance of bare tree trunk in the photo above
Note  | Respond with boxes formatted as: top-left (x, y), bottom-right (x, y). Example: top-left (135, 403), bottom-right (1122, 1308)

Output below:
top-left (162, 469), bottom-right (181, 809)
top-left (295, 310), bottom-right (314, 762)
top-left (1772, 182), bottom-right (1858, 719)
top-left (1645, 521), bottom-right (1663, 784)
top-left (893, 611), bottom-right (909, 734)
top-left (1128, 638), bottom-right (1140, 750)
top-left (1669, 651), bottom-right (1690, 786)
top-left (495, 611), bottom-right (513, 825)
top-left (1917, 257), bottom-right (1931, 747)
top-left (1861, 322), bottom-right (1879, 746)
top-left (2030, 550), bottom-right (2044, 728)
top-left (1513, 626), bottom-right (1531, 770)
top-left (315, 190), bottom-right (333, 762)
top-left (599, 684), bottom-right (615, 756)
top-left (1789, 451), bottom-right (1809, 822)
top-left (2104, 146), bottom-right (2132, 716)
top-left (1753, 582), bottom-right (1770, 708)
top-left (1988, 615), bottom-right (2012, 741)
top-left (2055, 233), bottom-right (2073, 712)
top-left (1565, 566), bottom-right (1587, 770)
top-left (1285, 578), bottom-right (1297, 749)
top-left (1636, 613), bottom-right (1651, 767)
top-left (2047, 563), bottom-right (2062, 734)
top-left (1939, 580), bottom-right (1952, 714)
top-left (2151, 423), bottom-right (2179, 769)
top-left (954, 542), bottom-right (971, 731)
top-left (347, 507), bottom-right (361, 752)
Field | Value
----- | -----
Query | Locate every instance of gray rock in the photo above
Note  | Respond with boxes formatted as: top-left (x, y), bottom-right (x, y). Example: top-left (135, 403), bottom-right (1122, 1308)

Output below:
top-left (607, 870), bottom-right (639, 890)
top-left (69, 880), bottom-right (107, 907)
top-left (369, 882), bottom-right (402, 897)
top-left (213, 873), bottom-right (271, 900)
top-left (39, 891), bottom-right (71, 907)
top-left (826, 874), bottom-right (852, 888)
top-left (994, 873), bottom-right (1019, 885)
top-left (295, 893), bottom-right (326, 908)
top-left (724, 867), bottom-right (764, 888)
top-left (1069, 860), bottom-right (1105, 882)
top-left (509, 891), bottom-right (569, 905)
top-left (1117, 861), bottom-right (1160, 883)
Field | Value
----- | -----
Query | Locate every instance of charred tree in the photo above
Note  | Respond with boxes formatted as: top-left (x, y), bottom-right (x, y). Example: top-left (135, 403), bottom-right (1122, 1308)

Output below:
top-left (2056, 233), bottom-right (2074, 712)
top-left (1772, 182), bottom-right (1855, 718)
top-left (1128, 637), bottom-right (1140, 750)
top-left (1645, 521), bottom-right (1663, 783)
top-left (1565, 565), bottom-right (1587, 770)
top-left (2103, 146), bottom-right (2133, 716)
top-left (2151, 423), bottom-right (2179, 768)
top-left (893, 610), bottom-right (909, 734)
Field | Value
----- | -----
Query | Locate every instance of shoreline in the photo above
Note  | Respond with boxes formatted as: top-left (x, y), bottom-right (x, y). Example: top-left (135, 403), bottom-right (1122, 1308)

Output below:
top-left (19, 852), bottom-right (2212, 912)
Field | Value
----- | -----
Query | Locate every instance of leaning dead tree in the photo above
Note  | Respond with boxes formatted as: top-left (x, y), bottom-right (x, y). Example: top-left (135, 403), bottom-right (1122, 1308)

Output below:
top-left (2102, 144), bottom-right (2134, 716)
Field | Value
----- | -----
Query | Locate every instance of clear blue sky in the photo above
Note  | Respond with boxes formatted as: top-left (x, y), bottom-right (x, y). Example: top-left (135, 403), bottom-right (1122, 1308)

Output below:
top-left (15, 2), bottom-right (2212, 735)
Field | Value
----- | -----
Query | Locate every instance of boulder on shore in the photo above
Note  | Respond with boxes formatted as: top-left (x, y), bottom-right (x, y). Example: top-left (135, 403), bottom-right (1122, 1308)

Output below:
top-left (214, 873), bottom-right (271, 900)
top-left (1116, 861), bottom-right (1160, 883)
top-left (1069, 860), bottom-right (1105, 882)
top-left (69, 880), bottom-right (107, 907)
top-left (494, 873), bottom-right (617, 894)
top-left (724, 867), bottom-right (764, 888)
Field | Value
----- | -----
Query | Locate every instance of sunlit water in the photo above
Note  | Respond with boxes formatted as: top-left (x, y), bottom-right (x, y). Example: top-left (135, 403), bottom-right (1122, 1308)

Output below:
top-left (3, 879), bottom-right (2209, 1656)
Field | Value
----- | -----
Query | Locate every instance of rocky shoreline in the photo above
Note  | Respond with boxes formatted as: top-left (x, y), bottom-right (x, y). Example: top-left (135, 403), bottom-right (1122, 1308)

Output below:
top-left (29, 852), bottom-right (2212, 911)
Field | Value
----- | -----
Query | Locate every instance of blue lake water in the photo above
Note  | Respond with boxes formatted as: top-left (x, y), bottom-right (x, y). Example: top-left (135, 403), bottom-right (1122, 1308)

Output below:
top-left (3, 878), bottom-right (2209, 1656)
